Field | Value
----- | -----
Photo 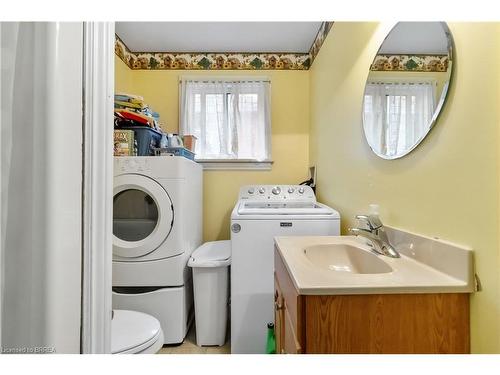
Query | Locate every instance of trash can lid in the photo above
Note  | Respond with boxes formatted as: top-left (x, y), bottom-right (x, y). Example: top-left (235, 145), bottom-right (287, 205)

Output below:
top-left (188, 240), bottom-right (231, 268)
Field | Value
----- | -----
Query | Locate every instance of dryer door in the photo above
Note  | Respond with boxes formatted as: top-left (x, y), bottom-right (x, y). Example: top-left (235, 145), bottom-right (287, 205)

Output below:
top-left (113, 174), bottom-right (174, 258)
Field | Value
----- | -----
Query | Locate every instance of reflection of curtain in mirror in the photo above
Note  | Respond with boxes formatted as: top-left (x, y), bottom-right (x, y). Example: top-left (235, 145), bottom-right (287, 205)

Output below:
top-left (364, 82), bottom-right (435, 157)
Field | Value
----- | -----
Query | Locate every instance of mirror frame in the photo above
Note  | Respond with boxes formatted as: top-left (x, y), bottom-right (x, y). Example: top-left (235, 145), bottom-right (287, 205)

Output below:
top-left (362, 22), bottom-right (455, 160)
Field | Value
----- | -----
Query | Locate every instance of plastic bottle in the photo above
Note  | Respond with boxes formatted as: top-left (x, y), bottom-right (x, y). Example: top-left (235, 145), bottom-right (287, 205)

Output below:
top-left (133, 139), bottom-right (138, 156)
top-left (266, 322), bottom-right (276, 354)
top-left (369, 203), bottom-right (380, 216)
top-left (169, 134), bottom-right (184, 148)
top-left (160, 134), bottom-right (168, 149)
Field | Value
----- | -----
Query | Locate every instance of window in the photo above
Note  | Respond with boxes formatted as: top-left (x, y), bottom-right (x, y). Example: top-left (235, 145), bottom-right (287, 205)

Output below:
top-left (363, 81), bottom-right (435, 157)
top-left (180, 77), bottom-right (271, 169)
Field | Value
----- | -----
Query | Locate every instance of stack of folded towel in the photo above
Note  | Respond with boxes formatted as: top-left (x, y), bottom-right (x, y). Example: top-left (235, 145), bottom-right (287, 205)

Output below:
top-left (114, 93), bottom-right (162, 131)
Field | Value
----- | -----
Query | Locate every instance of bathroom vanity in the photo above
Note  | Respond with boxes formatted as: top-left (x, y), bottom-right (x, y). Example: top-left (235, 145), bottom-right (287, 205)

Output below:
top-left (274, 230), bottom-right (474, 354)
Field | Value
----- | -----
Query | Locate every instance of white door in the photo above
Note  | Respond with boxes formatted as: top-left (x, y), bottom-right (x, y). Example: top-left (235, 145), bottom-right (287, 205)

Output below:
top-left (113, 174), bottom-right (174, 258)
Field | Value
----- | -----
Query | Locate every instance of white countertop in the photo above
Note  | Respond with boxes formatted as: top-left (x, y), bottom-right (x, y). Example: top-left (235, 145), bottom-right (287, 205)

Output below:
top-left (275, 231), bottom-right (475, 295)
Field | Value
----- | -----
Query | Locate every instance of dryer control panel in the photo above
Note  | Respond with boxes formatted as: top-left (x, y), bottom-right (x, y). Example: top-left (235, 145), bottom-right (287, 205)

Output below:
top-left (114, 157), bottom-right (152, 174)
top-left (238, 185), bottom-right (316, 201)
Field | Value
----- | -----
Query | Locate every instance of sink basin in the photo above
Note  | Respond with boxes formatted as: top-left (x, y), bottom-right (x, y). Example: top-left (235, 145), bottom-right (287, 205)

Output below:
top-left (274, 232), bottom-right (474, 295)
top-left (303, 244), bottom-right (393, 274)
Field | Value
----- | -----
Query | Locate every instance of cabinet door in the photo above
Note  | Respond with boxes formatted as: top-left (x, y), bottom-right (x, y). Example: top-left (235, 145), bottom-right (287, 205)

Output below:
top-left (283, 308), bottom-right (302, 354)
top-left (275, 277), bottom-right (301, 354)
top-left (275, 249), bottom-right (305, 354)
top-left (274, 277), bottom-right (284, 354)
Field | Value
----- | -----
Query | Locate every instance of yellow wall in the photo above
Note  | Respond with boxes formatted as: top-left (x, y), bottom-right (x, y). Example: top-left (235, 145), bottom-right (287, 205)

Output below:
top-left (309, 22), bottom-right (500, 353)
top-left (114, 63), bottom-right (311, 241)
top-left (115, 55), bottom-right (134, 93)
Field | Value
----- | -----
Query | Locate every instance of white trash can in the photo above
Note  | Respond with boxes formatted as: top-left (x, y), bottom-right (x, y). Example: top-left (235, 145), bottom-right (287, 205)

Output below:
top-left (188, 240), bottom-right (231, 347)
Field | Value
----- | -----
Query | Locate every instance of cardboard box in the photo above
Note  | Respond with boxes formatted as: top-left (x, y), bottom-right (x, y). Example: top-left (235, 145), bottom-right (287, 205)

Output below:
top-left (114, 129), bottom-right (135, 156)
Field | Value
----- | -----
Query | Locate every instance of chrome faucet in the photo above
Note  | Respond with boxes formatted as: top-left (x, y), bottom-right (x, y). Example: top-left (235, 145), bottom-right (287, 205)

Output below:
top-left (349, 215), bottom-right (400, 258)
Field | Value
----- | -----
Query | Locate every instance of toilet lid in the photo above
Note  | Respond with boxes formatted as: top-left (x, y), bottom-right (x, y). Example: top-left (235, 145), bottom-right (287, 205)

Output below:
top-left (111, 310), bottom-right (162, 354)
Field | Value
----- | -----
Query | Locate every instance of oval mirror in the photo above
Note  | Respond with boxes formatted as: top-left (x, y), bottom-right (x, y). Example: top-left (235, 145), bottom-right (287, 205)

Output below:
top-left (362, 22), bottom-right (454, 159)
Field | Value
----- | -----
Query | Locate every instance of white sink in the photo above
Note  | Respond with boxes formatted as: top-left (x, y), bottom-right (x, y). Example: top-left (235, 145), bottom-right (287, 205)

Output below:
top-left (274, 228), bottom-right (475, 295)
top-left (304, 244), bottom-right (393, 274)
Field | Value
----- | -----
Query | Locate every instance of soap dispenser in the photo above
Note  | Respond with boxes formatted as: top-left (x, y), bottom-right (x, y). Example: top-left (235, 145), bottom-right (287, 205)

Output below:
top-left (369, 203), bottom-right (380, 217)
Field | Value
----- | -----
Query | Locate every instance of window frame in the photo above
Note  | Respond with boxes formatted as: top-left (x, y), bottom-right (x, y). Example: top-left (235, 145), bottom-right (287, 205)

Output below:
top-left (179, 76), bottom-right (273, 170)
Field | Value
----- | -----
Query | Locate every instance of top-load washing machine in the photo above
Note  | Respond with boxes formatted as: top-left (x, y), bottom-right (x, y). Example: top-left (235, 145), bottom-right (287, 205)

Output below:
top-left (112, 156), bottom-right (202, 344)
top-left (230, 185), bottom-right (340, 353)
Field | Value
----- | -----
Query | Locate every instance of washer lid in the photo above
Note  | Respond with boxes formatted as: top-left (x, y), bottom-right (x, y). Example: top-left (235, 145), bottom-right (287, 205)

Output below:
top-left (236, 201), bottom-right (339, 216)
top-left (111, 310), bottom-right (162, 354)
top-left (188, 240), bottom-right (231, 268)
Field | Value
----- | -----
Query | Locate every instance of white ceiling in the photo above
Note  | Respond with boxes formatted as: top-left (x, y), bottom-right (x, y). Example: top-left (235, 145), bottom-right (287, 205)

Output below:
top-left (115, 22), bottom-right (323, 53)
top-left (379, 22), bottom-right (449, 55)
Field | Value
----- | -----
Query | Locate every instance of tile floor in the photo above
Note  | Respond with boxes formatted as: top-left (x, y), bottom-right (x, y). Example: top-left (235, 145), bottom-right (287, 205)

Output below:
top-left (158, 324), bottom-right (230, 354)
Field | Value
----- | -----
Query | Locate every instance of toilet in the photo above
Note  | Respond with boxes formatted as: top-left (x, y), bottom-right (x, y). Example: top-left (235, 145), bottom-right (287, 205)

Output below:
top-left (111, 310), bottom-right (164, 354)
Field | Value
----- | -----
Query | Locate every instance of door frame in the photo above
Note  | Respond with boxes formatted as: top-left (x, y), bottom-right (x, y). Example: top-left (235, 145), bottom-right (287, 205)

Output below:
top-left (0, 23), bottom-right (3, 349)
top-left (81, 21), bottom-right (115, 354)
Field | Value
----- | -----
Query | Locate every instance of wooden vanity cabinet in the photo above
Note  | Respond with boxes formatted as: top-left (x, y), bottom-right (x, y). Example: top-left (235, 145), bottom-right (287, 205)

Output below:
top-left (274, 249), bottom-right (470, 354)
top-left (274, 272), bottom-right (303, 354)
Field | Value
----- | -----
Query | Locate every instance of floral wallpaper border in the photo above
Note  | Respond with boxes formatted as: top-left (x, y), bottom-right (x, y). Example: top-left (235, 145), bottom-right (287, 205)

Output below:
top-left (309, 21), bottom-right (334, 64)
top-left (370, 54), bottom-right (450, 72)
top-left (115, 22), bottom-right (334, 71)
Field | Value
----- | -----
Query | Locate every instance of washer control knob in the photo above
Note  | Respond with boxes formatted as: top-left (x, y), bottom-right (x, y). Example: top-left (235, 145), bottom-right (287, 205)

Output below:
top-left (272, 186), bottom-right (281, 195)
top-left (288, 187), bottom-right (295, 194)
top-left (248, 188), bottom-right (255, 194)
top-left (258, 187), bottom-right (265, 194)
top-left (298, 187), bottom-right (305, 194)
top-left (231, 223), bottom-right (241, 233)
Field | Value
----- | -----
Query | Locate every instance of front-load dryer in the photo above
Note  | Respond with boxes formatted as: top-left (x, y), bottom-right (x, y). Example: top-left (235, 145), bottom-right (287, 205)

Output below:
top-left (112, 156), bottom-right (202, 286)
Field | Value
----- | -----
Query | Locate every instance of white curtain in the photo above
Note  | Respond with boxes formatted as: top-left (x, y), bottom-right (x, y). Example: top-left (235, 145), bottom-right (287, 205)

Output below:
top-left (1, 22), bottom-right (84, 352)
top-left (363, 82), bottom-right (435, 157)
top-left (180, 79), bottom-right (271, 161)
top-left (0, 22), bottom-right (18, 349)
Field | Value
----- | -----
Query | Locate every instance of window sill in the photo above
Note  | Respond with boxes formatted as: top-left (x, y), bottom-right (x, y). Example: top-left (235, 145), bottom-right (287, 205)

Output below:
top-left (197, 159), bottom-right (273, 171)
